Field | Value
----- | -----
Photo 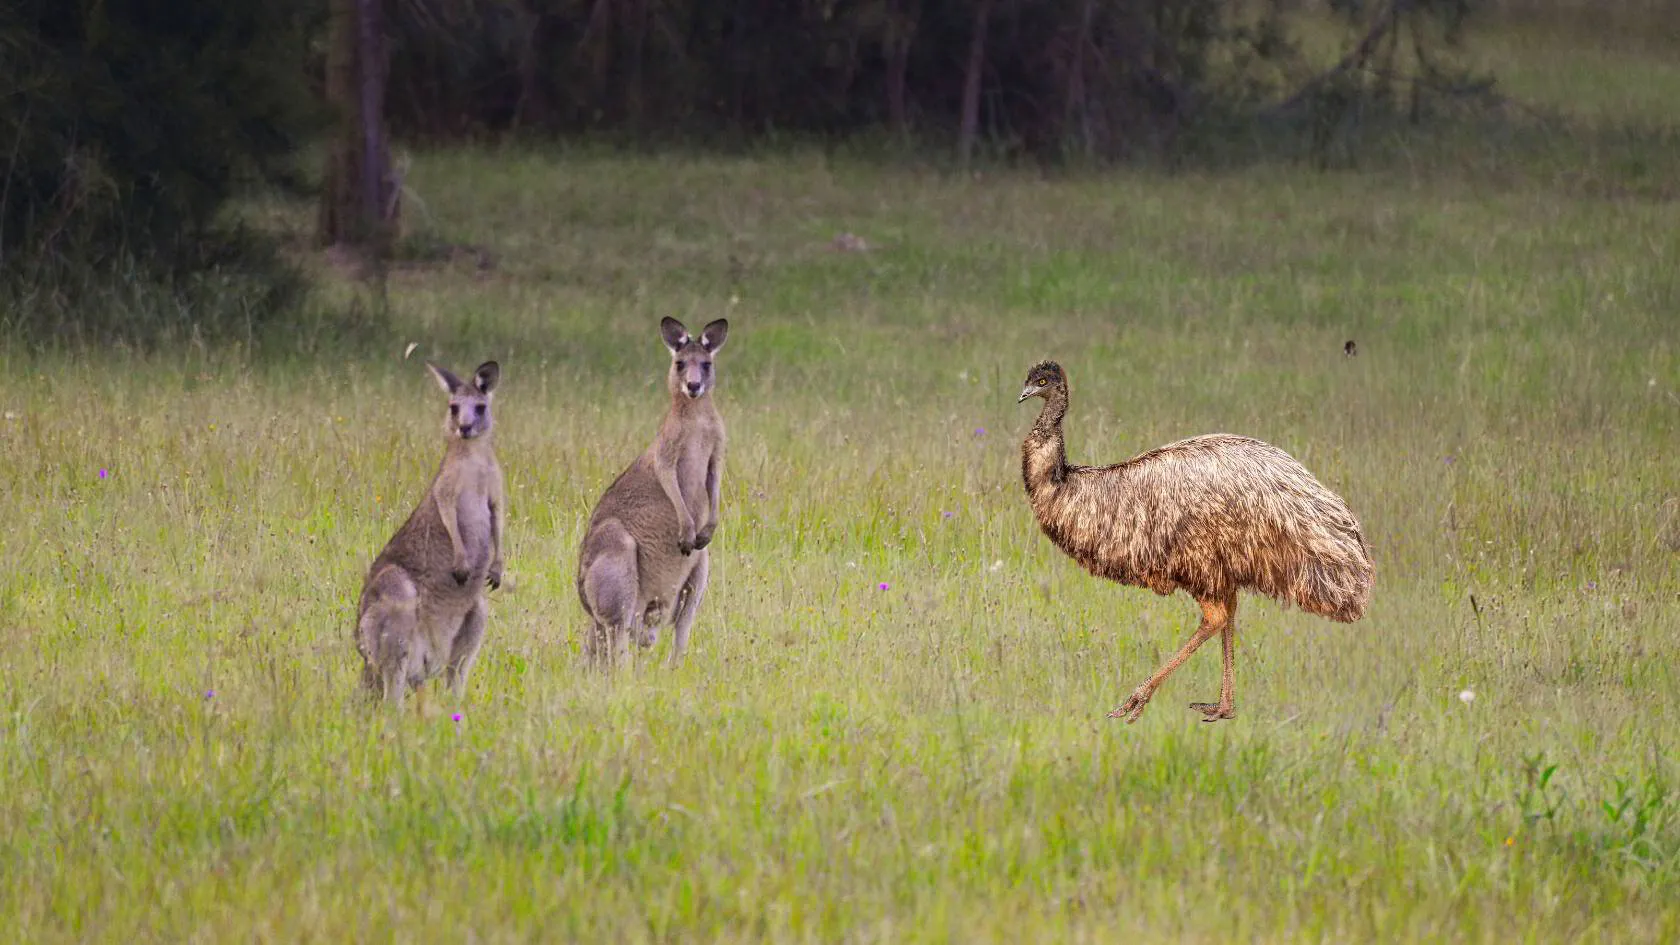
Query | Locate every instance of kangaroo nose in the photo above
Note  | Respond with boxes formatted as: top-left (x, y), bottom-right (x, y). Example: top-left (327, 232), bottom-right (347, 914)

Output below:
top-left (686, 381), bottom-right (703, 395)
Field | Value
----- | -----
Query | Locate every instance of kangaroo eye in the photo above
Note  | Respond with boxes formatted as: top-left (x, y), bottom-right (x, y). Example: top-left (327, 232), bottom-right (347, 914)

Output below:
top-left (474, 404), bottom-right (485, 415)
top-left (701, 362), bottom-right (711, 373)
top-left (449, 404), bottom-right (459, 415)
top-left (675, 361), bottom-right (686, 371)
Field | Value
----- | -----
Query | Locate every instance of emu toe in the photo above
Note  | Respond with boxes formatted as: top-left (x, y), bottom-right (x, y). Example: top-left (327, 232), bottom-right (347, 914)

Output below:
top-left (1108, 687), bottom-right (1153, 723)
top-left (1189, 702), bottom-right (1236, 722)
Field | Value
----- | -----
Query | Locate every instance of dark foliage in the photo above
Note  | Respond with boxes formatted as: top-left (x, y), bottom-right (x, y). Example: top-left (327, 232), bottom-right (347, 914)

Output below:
top-left (379, 0), bottom-right (1485, 160)
top-left (0, 0), bottom-right (322, 342)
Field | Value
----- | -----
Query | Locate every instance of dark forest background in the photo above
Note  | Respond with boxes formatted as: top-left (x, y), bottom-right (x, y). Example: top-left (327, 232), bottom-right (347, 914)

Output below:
top-left (0, 0), bottom-right (1659, 342)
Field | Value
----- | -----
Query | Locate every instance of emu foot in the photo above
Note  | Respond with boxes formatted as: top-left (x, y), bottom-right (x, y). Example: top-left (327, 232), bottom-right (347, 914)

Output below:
top-left (1107, 686), bottom-right (1153, 724)
top-left (1189, 702), bottom-right (1236, 722)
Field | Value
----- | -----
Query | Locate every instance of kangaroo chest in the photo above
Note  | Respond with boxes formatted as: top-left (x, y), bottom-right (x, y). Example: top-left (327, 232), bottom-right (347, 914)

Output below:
top-left (455, 488), bottom-right (493, 566)
top-left (675, 440), bottom-right (712, 514)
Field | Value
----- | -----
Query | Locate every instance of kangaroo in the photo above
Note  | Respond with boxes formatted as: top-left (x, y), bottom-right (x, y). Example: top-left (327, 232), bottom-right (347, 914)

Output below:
top-left (577, 317), bottom-right (729, 668)
top-left (355, 360), bottom-right (506, 705)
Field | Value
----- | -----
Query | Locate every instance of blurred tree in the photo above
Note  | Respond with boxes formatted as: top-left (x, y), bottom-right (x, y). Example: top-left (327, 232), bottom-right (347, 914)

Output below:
top-left (0, 0), bottom-right (316, 272)
top-left (369, 0), bottom-right (1482, 162)
top-left (319, 0), bottom-right (398, 260)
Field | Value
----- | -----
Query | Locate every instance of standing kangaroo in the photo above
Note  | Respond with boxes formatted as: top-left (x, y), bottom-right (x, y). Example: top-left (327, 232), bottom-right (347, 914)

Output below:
top-left (577, 317), bottom-right (729, 668)
top-left (356, 360), bottom-right (506, 705)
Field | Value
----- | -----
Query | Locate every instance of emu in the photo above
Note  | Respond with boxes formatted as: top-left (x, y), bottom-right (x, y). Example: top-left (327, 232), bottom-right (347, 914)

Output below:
top-left (1016, 360), bottom-right (1373, 723)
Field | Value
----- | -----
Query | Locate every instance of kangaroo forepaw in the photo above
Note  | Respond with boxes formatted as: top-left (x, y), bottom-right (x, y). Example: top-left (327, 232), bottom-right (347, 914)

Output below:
top-left (451, 566), bottom-right (469, 585)
top-left (487, 560), bottom-right (503, 591)
top-left (678, 538), bottom-right (695, 556)
top-left (693, 526), bottom-right (714, 550)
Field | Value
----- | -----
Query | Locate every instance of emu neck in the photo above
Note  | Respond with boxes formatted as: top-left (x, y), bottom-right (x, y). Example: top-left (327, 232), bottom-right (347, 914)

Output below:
top-left (1022, 387), bottom-right (1069, 493)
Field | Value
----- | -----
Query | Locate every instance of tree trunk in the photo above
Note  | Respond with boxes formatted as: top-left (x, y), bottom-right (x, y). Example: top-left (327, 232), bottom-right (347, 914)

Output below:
top-left (957, 0), bottom-right (992, 168)
top-left (319, 0), bottom-right (396, 259)
top-left (1064, 0), bottom-right (1094, 154)
top-left (626, 0), bottom-right (648, 132)
top-left (884, 0), bottom-right (917, 137)
top-left (512, 0), bottom-right (549, 131)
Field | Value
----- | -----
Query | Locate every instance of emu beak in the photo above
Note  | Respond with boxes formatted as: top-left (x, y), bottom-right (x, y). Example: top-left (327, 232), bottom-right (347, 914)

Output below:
top-left (1017, 386), bottom-right (1036, 403)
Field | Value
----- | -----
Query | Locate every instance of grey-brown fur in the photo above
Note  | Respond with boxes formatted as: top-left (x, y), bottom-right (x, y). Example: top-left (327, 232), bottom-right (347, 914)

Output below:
top-left (1017, 360), bottom-right (1373, 723)
top-left (355, 360), bottom-right (505, 705)
top-left (577, 317), bottom-right (728, 668)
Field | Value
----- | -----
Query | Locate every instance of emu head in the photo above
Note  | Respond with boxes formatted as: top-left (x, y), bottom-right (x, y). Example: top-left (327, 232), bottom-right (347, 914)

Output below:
top-left (661, 317), bottom-right (729, 400)
top-left (1017, 361), bottom-right (1066, 403)
top-left (427, 360), bottom-right (499, 440)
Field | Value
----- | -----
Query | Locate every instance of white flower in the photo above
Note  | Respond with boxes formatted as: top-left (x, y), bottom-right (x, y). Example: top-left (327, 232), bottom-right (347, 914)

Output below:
top-left (1458, 689), bottom-right (1475, 704)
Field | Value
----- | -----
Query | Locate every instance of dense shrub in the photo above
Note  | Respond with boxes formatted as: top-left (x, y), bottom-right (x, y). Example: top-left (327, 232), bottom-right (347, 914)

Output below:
top-left (1, 1), bottom-right (319, 266)
top-left (0, 0), bottom-right (320, 344)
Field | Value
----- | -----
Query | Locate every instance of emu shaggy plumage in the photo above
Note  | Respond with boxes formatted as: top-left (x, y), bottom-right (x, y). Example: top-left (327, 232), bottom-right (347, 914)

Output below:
top-left (1017, 360), bottom-right (1373, 722)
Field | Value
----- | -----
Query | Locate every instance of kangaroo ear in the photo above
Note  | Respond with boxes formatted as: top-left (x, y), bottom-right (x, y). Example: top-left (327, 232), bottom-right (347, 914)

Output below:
top-left (473, 361), bottom-right (500, 394)
top-left (660, 317), bottom-right (690, 353)
top-left (426, 361), bottom-right (463, 394)
top-left (699, 318), bottom-right (729, 353)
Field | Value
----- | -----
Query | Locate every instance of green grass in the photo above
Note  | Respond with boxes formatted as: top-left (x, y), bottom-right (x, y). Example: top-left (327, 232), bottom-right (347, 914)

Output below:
top-left (4, 21), bottom-right (1680, 943)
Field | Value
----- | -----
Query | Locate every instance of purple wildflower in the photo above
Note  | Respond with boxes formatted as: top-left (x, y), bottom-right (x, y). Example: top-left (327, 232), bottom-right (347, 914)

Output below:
top-left (974, 427), bottom-right (987, 437)
top-left (451, 712), bottom-right (463, 722)
top-left (203, 689), bottom-right (215, 700)
top-left (941, 510), bottom-right (954, 520)
top-left (877, 582), bottom-right (890, 591)
top-left (98, 468), bottom-right (109, 480)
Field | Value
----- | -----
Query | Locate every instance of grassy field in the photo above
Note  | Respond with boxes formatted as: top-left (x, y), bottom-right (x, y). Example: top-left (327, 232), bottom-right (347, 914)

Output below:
top-left (3, 13), bottom-right (1679, 943)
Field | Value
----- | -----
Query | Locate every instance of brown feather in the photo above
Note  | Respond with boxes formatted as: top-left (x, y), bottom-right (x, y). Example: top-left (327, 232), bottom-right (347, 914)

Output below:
top-left (1020, 361), bottom-right (1373, 622)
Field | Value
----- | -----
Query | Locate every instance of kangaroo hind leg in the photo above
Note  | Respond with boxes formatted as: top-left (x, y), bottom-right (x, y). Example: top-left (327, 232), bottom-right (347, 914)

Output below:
top-left (667, 551), bottom-right (710, 667)
top-left (445, 597), bottom-right (488, 699)
top-left (580, 520), bottom-right (639, 672)
top-left (357, 565), bottom-right (421, 704)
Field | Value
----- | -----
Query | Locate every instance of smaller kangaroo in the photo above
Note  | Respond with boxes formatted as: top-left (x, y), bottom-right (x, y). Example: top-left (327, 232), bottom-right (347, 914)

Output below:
top-left (577, 317), bottom-right (729, 668)
top-left (356, 360), bottom-right (505, 705)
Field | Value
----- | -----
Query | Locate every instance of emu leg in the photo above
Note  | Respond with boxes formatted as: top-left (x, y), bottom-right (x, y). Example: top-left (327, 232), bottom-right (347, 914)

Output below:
top-left (1109, 594), bottom-right (1231, 723)
top-left (1189, 595), bottom-right (1239, 721)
